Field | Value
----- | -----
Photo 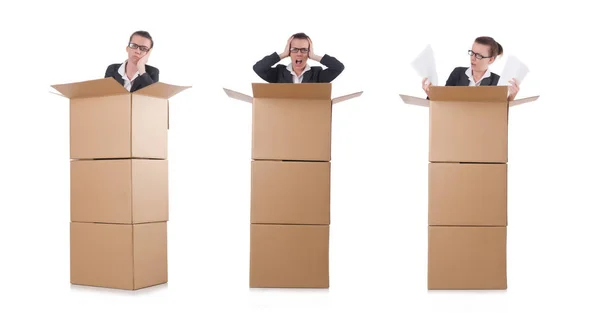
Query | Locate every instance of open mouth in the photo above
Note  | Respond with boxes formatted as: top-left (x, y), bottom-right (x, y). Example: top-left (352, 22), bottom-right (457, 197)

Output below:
top-left (295, 59), bottom-right (303, 65)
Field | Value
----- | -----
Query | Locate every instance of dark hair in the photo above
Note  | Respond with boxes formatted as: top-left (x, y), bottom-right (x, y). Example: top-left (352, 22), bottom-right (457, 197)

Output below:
top-left (475, 36), bottom-right (503, 57)
top-left (129, 30), bottom-right (154, 48)
top-left (291, 32), bottom-right (310, 51)
top-left (291, 32), bottom-right (310, 40)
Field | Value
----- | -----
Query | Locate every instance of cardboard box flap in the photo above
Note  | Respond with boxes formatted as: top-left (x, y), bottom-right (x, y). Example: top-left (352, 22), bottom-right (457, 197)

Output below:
top-left (400, 94), bottom-right (430, 107)
top-left (223, 88), bottom-right (253, 104)
top-left (51, 78), bottom-right (128, 99)
top-left (252, 83), bottom-right (332, 100)
top-left (332, 91), bottom-right (363, 104)
top-left (509, 95), bottom-right (539, 107)
top-left (134, 82), bottom-right (191, 99)
top-left (49, 90), bottom-right (66, 98)
top-left (429, 86), bottom-right (508, 102)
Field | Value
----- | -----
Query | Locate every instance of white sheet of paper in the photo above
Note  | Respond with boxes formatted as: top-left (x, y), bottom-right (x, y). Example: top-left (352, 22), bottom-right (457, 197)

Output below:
top-left (410, 44), bottom-right (438, 86)
top-left (498, 55), bottom-right (529, 86)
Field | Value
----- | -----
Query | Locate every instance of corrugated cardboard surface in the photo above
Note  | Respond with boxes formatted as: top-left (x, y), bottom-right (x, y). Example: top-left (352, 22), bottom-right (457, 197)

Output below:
top-left (250, 224), bottom-right (329, 288)
top-left (132, 159), bottom-right (169, 223)
top-left (70, 94), bottom-right (131, 159)
top-left (428, 226), bottom-right (507, 290)
top-left (133, 222), bottom-right (168, 289)
top-left (52, 77), bottom-right (129, 99)
top-left (251, 161), bottom-right (330, 225)
top-left (131, 94), bottom-right (168, 159)
top-left (429, 100), bottom-right (508, 163)
top-left (69, 94), bottom-right (168, 160)
top-left (252, 83), bottom-right (332, 100)
top-left (252, 98), bottom-right (332, 161)
top-left (71, 159), bottom-right (168, 224)
top-left (71, 159), bottom-right (131, 223)
top-left (70, 222), bottom-right (167, 290)
top-left (429, 86), bottom-right (508, 102)
top-left (429, 163), bottom-right (507, 226)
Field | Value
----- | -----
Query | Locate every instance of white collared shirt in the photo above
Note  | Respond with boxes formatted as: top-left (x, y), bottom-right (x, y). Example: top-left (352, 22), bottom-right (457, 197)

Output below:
top-left (465, 67), bottom-right (491, 86)
top-left (286, 62), bottom-right (311, 83)
top-left (117, 60), bottom-right (140, 91)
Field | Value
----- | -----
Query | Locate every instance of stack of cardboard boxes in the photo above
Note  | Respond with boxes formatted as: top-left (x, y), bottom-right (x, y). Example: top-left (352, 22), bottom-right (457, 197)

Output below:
top-left (401, 86), bottom-right (538, 289)
top-left (51, 78), bottom-right (189, 290)
top-left (225, 83), bottom-right (361, 288)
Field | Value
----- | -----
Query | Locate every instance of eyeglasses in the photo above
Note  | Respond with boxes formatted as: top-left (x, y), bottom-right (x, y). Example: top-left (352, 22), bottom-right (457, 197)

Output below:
top-left (290, 47), bottom-right (309, 54)
top-left (468, 50), bottom-right (491, 60)
top-left (129, 42), bottom-right (150, 52)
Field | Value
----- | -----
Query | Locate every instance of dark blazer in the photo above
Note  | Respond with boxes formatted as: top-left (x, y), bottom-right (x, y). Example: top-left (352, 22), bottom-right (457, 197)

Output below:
top-left (253, 52), bottom-right (345, 83)
top-left (105, 63), bottom-right (159, 92)
top-left (426, 66), bottom-right (500, 99)
top-left (445, 66), bottom-right (500, 86)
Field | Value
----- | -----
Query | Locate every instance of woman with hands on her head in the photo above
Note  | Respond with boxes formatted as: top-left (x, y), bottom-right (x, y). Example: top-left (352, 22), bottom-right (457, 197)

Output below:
top-left (253, 32), bottom-right (345, 84)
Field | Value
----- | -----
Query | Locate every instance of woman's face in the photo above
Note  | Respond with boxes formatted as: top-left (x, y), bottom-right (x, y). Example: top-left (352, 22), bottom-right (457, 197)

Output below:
top-left (470, 42), bottom-right (495, 72)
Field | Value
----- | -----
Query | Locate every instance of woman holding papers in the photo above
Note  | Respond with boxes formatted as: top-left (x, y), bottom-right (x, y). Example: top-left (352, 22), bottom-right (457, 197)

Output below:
top-left (422, 36), bottom-right (520, 100)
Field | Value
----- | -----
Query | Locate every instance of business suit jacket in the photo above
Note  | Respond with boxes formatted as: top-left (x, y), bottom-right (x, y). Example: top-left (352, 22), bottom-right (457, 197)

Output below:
top-left (445, 66), bottom-right (500, 86)
top-left (426, 66), bottom-right (501, 99)
top-left (104, 63), bottom-right (160, 92)
top-left (253, 52), bottom-right (345, 83)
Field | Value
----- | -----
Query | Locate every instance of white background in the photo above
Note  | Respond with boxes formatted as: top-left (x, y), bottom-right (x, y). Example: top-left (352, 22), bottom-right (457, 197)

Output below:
top-left (1, 0), bottom-right (599, 312)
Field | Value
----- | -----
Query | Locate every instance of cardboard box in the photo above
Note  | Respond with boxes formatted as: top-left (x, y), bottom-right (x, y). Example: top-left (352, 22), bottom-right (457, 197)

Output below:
top-left (402, 86), bottom-right (539, 290)
top-left (53, 78), bottom-right (190, 290)
top-left (70, 222), bottom-right (168, 290)
top-left (224, 83), bottom-right (362, 161)
top-left (250, 224), bottom-right (329, 288)
top-left (401, 86), bottom-right (539, 163)
top-left (428, 226), bottom-right (507, 290)
top-left (226, 83), bottom-right (360, 288)
top-left (429, 163), bottom-right (507, 226)
top-left (51, 78), bottom-right (190, 160)
top-left (70, 159), bottom-right (168, 224)
top-left (251, 160), bottom-right (330, 225)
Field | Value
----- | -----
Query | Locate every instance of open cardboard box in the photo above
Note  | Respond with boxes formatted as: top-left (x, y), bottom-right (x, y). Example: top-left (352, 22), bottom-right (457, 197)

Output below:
top-left (50, 77), bottom-right (190, 159)
top-left (51, 77), bottom-right (189, 290)
top-left (400, 86), bottom-right (540, 163)
top-left (401, 86), bottom-right (540, 290)
top-left (224, 83), bottom-right (361, 288)
top-left (224, 83), bottom-right (362, 161)
top-left (400, 86), bottom-right (539, 107)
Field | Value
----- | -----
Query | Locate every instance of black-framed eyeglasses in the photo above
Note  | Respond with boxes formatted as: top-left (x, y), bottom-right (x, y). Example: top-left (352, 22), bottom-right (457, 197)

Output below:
top-left (129, 42), bottom-right (150, 52)
top-left (290, 47), bottom-right (309, 54)
top-left (468, 50), bottom-right (491, 60)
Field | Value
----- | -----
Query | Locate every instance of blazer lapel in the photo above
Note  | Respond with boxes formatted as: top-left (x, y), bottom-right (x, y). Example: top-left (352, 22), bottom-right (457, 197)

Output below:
top-left (458, 71), bottom-right (471, 86)
top-left (113, 70), bottom-right (125, 86)
top-left (480, 76), bottom-right (493, 86)
top-left (281, 70), bottom-right (294, 83)
top-left (301, 69), bottom-right (314, 83)
top-left (130, 77), bottom-right (142, 92)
